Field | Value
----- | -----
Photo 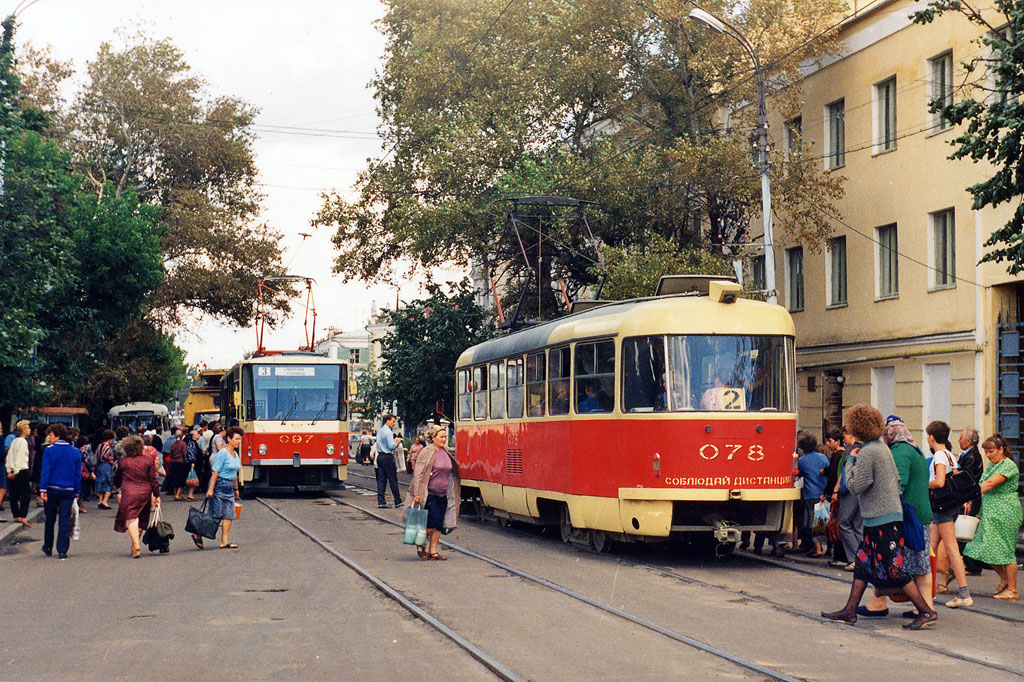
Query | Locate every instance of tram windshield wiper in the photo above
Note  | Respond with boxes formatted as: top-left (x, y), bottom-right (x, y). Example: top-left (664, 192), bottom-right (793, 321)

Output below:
top-left (310, 400), bottom-right (330, 425)
top-left (281, 399), bottom-right (299, 424)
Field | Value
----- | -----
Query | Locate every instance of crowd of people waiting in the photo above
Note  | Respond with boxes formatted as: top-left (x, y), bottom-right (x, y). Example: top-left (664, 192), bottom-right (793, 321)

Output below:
top-left (1, 419), bottom-right (244, 559)
top-left (777, 405), bottom-right (1024, 630)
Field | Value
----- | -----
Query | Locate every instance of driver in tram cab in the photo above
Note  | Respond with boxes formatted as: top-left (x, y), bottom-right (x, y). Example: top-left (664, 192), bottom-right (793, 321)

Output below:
top-left (700, 375), bottom-right (730, 410)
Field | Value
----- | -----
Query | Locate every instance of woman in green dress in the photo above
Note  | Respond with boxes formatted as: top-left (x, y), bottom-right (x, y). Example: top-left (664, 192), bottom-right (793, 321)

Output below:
top-left (964, 434), bottom-right (1022, 600)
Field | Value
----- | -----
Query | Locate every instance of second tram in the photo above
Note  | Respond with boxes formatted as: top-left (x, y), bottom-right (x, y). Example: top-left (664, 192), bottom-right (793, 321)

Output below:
top-left (220, 352), bottom-right (349, 495)
top-left (455, 279), bottom-right (799, 553)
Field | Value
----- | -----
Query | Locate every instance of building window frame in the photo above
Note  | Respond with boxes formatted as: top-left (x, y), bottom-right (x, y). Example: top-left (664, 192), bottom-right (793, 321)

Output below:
top-left (784, 116), bottom-right (802, 160)
top-left (824, 99), bottom-right (845, 170)
top-left (876, 223), bottom-right (899, 300)
top-left (826, 236), bottom-right (848, 308)
top-left (750, 254), bottom-right (766, 293)
top-left (786, 246), bottom-right (804, 312)
top-left (929, 208), bottom-right (956, 290)
top-left (929, 51), bottom-right (954, 131)
top-left (874, 76), bottom-right (897, 153)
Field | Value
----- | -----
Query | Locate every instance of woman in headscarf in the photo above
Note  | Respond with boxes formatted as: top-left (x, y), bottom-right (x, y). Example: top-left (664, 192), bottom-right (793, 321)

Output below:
top-left (402, 425), bottom-right (460, 561)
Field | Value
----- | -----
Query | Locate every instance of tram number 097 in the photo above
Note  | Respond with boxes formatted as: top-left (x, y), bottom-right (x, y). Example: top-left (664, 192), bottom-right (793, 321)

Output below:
top-left (698, 443), bottom-right (765, 462)
top-left (278, 435), bottom-right (315, 444)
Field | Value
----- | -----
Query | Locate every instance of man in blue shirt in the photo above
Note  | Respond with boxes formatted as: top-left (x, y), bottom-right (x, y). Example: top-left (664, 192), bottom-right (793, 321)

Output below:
top-left (796, 431), bottom-right (830, 557)
top-left (39, 423), bottom-right (82, 559)
top-left (375, 414), bottom-right (402, 508)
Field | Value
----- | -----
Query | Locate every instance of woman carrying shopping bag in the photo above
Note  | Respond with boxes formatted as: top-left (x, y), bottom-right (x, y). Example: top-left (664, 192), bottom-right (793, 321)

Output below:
top-left (401, 426), bottom-right (460, 561)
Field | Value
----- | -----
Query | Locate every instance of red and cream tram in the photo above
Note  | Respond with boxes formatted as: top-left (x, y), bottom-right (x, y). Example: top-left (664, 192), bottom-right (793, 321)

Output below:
top-left (220, 352), bottom-right (349, 495)
top-left (455, 279), bottom-right (799, 552)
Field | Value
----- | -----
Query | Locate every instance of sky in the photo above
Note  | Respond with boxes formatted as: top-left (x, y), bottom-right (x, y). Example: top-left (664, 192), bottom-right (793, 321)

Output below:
top-left (11, 0), bottom-right (461, 369)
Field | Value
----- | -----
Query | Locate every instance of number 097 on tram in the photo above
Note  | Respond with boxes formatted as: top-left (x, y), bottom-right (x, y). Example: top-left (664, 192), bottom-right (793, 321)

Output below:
top-left (454, 280), bottom-right (799, 550)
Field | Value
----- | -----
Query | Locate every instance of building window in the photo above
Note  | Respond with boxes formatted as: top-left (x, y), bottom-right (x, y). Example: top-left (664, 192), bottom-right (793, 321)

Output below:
top-left (786, 247), bottom-right (804, 311)
top-left (785, 116), bottom-right (802, 157)
top-left (827, 236), bottom-right (847, 307)
top-left (875, 77), bottom-right (897, 152)
top-left (826, 99), bottom-right (845, 169)
top-left (877, 224), bottom-right (899, 298)
top-left (350, 348), bottom-right (361, 364)
top-left (930, 52), bottom-right (953, 130)
top-left (932, 209), bottom-right (955, 288)
top-left (871, 366), bottom-right (895, 418)
top-left (922, 363), bottom-right (952, 443)
top-left (750, 255), bottom-right (766, 292)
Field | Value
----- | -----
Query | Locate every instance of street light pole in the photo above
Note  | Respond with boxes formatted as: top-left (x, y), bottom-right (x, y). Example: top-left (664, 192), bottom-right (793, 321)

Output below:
top-left (688, 7), bottom-right (776, 305)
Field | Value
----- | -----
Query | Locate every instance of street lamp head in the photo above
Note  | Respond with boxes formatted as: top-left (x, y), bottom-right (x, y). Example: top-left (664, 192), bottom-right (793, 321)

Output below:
top-left (688, 7), bottom-right (727, 34)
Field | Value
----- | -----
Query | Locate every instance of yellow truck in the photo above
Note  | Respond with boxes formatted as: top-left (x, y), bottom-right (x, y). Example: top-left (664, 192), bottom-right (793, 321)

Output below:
top-left (184, 368), bottom-right (226, 428)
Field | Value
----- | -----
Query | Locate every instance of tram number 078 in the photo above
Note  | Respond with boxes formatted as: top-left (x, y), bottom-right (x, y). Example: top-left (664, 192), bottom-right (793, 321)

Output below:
top-left (278, 435), bottom-right (315, 444)
top-left (698, 443), bottom-right (765, 462)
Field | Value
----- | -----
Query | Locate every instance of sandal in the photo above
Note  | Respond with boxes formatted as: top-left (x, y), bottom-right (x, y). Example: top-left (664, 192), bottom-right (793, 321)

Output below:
top-left (820, 610), bottom-right (856, 624)
top-left (191, 535), bottom-right (204, 550)
top-left (220, 543), bottom-right (239, 549)
top-left (902, 611), bottom-right (937, 630)
top-left (416, 546), bottom-right (428, 559)
top-left (428, 552), bottom-right (447, 561)
top-left (993, 590), bottom-right (1019, 601)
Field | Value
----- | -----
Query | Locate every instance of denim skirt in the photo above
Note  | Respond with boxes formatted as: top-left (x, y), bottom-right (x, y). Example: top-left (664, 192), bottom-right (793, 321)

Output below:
top-left (210, 479), bottom-right (236, 520)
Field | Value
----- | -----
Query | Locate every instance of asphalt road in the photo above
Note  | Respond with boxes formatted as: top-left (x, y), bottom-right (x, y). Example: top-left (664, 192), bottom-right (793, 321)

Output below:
top-left (2, 472), bottom-right (1022, 682)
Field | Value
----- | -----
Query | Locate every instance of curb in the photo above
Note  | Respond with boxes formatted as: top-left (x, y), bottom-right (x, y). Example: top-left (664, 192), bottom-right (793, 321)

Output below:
top-left (0, 505), bottom-right (46, 544)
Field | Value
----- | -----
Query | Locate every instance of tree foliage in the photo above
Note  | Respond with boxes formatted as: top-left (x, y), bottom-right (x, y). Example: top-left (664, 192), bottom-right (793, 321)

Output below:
top-left (914, 1), bottom-right (1024, 274)
top-left (374, 281), bottom-right (492, 429)
top-left (316, 0), bottom-right (846, 304)
top-left (16, 30), bottom-right (288, 325)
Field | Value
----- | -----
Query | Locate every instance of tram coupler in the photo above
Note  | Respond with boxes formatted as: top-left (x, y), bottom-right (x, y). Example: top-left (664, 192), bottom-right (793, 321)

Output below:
top-left (705, 516), bottom-right (741, 557)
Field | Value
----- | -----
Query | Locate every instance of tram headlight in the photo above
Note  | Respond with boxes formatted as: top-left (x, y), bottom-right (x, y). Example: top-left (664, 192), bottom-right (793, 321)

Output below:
top-left (325, 444), bottom-right (336, 455)
top-left (258, 443), bottom-right (268, 456)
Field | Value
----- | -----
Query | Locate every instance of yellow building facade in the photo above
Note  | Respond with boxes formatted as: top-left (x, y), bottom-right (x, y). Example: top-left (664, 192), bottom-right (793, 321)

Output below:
top-left (757, 0), bottom-right (1023, 447)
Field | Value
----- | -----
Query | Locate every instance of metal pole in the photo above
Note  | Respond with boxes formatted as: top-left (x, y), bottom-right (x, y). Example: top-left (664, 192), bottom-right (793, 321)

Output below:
top-left (688, 7), bottom-right (776, 305)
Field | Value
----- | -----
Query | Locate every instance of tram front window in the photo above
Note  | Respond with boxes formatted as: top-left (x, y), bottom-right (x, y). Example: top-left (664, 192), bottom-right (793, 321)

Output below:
top-left (250, 364), bottom-right (345, 421)
top-left (622, 335), bottom-right (794, 413)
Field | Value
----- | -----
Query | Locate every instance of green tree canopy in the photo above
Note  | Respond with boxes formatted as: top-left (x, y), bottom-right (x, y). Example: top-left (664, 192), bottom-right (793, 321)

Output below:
top-left (373, 281), bottom-right (492, 429)
top-left (316, 0), bottom-right (846, 308)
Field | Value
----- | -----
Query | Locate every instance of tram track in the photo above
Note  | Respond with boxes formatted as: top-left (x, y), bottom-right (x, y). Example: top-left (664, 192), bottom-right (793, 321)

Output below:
top-left (261, 490), bottom-right (806, 682)
top-left (338, 472), bottom-right (1024, 679)
top-left (733, 548), bottom-right (1024, 625)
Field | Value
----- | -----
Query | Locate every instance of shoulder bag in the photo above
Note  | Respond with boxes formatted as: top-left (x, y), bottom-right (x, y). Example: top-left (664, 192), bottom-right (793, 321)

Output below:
top-left (929, 453), bottom-right (980, 513)
top-left (184, 499), bottom-right (220, 539)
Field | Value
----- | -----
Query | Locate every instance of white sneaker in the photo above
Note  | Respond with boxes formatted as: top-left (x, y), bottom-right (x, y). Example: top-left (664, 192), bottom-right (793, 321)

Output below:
top-left (946, 595), bottom-right (973, 608)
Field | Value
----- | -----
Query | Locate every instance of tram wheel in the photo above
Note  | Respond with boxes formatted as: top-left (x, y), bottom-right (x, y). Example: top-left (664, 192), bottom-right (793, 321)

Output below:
top-left (589, 529), bottom-right (611, 553)
top-left (559, 506), bottom-right (573, 543)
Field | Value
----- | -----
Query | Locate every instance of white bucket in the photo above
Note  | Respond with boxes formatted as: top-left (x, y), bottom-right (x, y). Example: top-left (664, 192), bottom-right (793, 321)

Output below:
top-left (954, 514), bottom-right (979, 542)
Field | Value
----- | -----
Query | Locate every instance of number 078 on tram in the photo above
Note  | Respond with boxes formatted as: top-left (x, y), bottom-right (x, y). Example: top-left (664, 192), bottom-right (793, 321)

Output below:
top-left (454, 279), bottom-right (799, 550)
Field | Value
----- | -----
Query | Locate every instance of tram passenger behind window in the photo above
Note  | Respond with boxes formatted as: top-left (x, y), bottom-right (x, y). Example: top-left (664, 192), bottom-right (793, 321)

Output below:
top-left (550, 382), bottom-right (570, 415)
top-left (577, 382), bottom-right (602, 413)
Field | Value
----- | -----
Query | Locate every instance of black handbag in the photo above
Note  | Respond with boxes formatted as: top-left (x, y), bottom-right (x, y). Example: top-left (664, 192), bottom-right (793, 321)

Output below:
top-left (929, 465), bottom-right (981, 513)
top-left (184, 499), bottom-right (220, 539)
top-left (143, 506), bottom-right (174, 552)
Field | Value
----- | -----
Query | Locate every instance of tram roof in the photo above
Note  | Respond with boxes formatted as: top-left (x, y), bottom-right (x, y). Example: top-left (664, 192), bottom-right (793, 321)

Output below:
top-left (107, 401), bottom-right (170, 416)
top-left (457, 293), bottom-right (795, 368)
top-left (232, 352), bottom-right (346, 367)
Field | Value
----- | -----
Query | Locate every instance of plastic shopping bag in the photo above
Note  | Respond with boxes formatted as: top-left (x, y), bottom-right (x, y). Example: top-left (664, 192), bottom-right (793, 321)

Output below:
top-left (71, 499), bottom-right (81, 541)
top-left (403, 505), bottom-right (428, 546)
top-left (186, 466), bottom-right (199, 488)
top-left (811, 500), bottom-right (830, 538)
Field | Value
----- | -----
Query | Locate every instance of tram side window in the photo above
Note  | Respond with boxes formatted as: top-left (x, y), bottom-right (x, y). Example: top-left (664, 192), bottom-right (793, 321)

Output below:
top-left (507, 358), bottom-right (524, 419)
top-left (575, 340), bottom-right (615, 414)
top-left (526, 352), bottom-right (546, 417)
top-left (548, 347), bottom-right (571, 415)
top-left (457, 370), bottom-right (472, 421)
top-left (473, 366), bottom-right (488, 420)
top-left (489, 361), bottom-right (505, 419)
top-left (622, 336), bottom-right (668, 413)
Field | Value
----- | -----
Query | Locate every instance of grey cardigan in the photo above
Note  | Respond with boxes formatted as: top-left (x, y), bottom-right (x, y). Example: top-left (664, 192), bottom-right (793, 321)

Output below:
top-left (845, 438), bottom-right (902, 525)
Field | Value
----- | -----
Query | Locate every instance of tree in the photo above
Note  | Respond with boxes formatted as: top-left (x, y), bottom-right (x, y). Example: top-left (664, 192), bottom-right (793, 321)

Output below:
top-left (374, 281), bottom-right (492, 428)
top-left (913, 1), bottom-right (1024, 273)
top-left (17, 30), bottom-right (288, 325)
top-left (316, 0), bottom-right (846, 303)
top-left (596, 232), bottom-right (733, 301)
